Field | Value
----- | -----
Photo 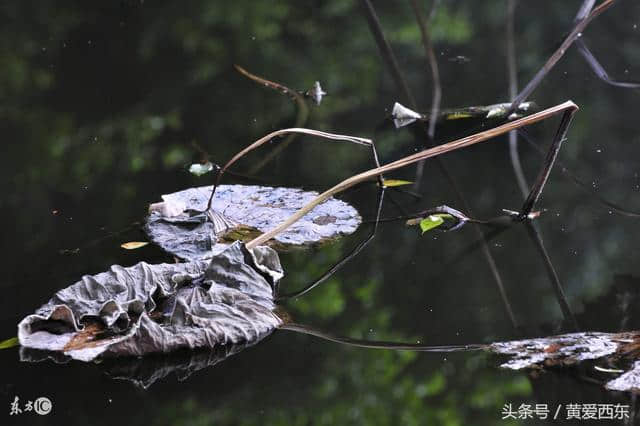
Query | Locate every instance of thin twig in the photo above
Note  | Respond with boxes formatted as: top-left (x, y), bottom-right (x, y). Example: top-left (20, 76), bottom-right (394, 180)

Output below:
top-left (506, 0), bottom-right (529, 198)
top-left (280, 323), bottom-right (487, 352)
top-left (233, 65), bottom-right (311, 174)
top-left (525, 222), bottom-right (579, 330)
top-left (520, 107), bottom-right (577, 218)
top-left (277, 188), bottom-right (386, 300)
top-left (571, 0), bottom-right (640, 88)
top-left (574, 0), bottom-right (597, 22)
top-left (247, 101), bottom-right (578, 249)
top-left (205, 128), bottom-right (383, 211)
top-left (359, 0), bottom-right (416, 106)
top-left (508, 0), bottom-right (616, 114)
top-left (518, 128), bottom-right (640, 217)
top-left (409, 0), bottom-right (441, 190)
top-left (409, 0), bottom-right (441, 139)
top-left (575, 39), bottom-right (640, 88)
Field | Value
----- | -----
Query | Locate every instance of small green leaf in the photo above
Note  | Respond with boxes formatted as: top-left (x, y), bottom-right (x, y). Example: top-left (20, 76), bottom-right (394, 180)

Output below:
top-left (419, 214), bottom-right (454, 234)
top-left (380, 179), bottom-right (413, 188)
top-left (189, 162), bottom-right (214, 176)
top-left (420, 215), bottom-right (444, 233)
top-left (0, 337), bottom-right (19, 349)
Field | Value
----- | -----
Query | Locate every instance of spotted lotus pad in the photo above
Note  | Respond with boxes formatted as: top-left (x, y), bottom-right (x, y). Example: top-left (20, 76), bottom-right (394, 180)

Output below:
top-left (145, 184), bottom-right (361, 261)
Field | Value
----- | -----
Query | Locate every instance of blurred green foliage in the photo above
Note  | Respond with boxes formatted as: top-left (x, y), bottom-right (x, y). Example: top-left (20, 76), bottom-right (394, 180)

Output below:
top-left (2, 0), bottom-right (640, 424)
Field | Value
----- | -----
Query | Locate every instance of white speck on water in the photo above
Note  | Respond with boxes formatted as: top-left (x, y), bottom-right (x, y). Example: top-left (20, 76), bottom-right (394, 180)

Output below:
top-left (369, 328), bottom-right (373, 332)
top-left (251, 36), bottom-right (256, 41)
top-left (108, 399), bottom-right (112, 403)
top-left (634, 24), bottom-right (638, 29)
top-left (41, 47), bottom-right (47, 52)
top-left (596, 148), bottom-right (602, 153)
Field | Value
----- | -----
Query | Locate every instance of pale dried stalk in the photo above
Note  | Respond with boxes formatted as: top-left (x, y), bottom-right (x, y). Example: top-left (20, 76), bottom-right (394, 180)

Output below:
top-left (247, 101), bottom-right (578, 249)
top-left (206, 128), bottom-right (380, 211)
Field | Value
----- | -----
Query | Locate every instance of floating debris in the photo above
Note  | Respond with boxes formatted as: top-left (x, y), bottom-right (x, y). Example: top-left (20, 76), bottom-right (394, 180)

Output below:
top-left (120, 241), bottom-right (149, 250)
top-left (188, 162), bottom-right (216, 176)
top-left (391, 101), bottom-right (537, 128)
top-left (405, 205), bottom-right (471, 232)
top-left (449, 55), bottom-right (471, 64)
top-left (18, 242), bottom-right (282, 362)
top-left (145, 184), bottom-right (361, 261)
top-left (306, 81), bottom-right (327, 105)
top-left (391, 102), bottom-right (423, 128)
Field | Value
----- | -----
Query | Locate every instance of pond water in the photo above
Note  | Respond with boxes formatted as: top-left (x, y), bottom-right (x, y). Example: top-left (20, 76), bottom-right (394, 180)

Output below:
top-left (2, 1), bottom-right (640, 424)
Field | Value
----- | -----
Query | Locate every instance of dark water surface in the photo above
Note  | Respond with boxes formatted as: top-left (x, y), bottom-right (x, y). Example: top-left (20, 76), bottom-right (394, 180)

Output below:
top-left (2, 1), bottom-right (640, 424)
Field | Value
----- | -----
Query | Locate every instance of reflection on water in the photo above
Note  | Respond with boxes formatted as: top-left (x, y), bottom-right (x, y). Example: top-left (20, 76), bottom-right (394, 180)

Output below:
top-left (2, 0), bottom-right (640, 424)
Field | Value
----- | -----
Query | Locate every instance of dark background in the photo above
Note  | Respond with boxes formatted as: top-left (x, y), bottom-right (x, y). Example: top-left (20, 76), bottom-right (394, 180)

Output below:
top-left (1, 1), bottom-right (640, 424)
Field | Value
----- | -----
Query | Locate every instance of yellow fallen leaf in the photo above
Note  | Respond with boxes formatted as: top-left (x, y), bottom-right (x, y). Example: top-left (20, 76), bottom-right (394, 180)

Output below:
top-left (380, 179), bottom-right (413, 188)
top-left (445, 112), bottom-right (473, 120)
top-left (0, 336), bottom-right (19, 349)
top-left (121, 241), bottom-right (149, 250)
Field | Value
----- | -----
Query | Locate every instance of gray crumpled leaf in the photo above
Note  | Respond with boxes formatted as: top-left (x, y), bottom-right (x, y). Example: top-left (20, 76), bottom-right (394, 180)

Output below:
top-left (18, 241), bottom-right (283, 362)
top-left (491, 331), bottom-right (640, 393)
top-left (606, 361), bottom-right (640, 393)
top-left (491, 332), bottom-right (620, 370)
top-left (145, 184), bottom-right (361, 261)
